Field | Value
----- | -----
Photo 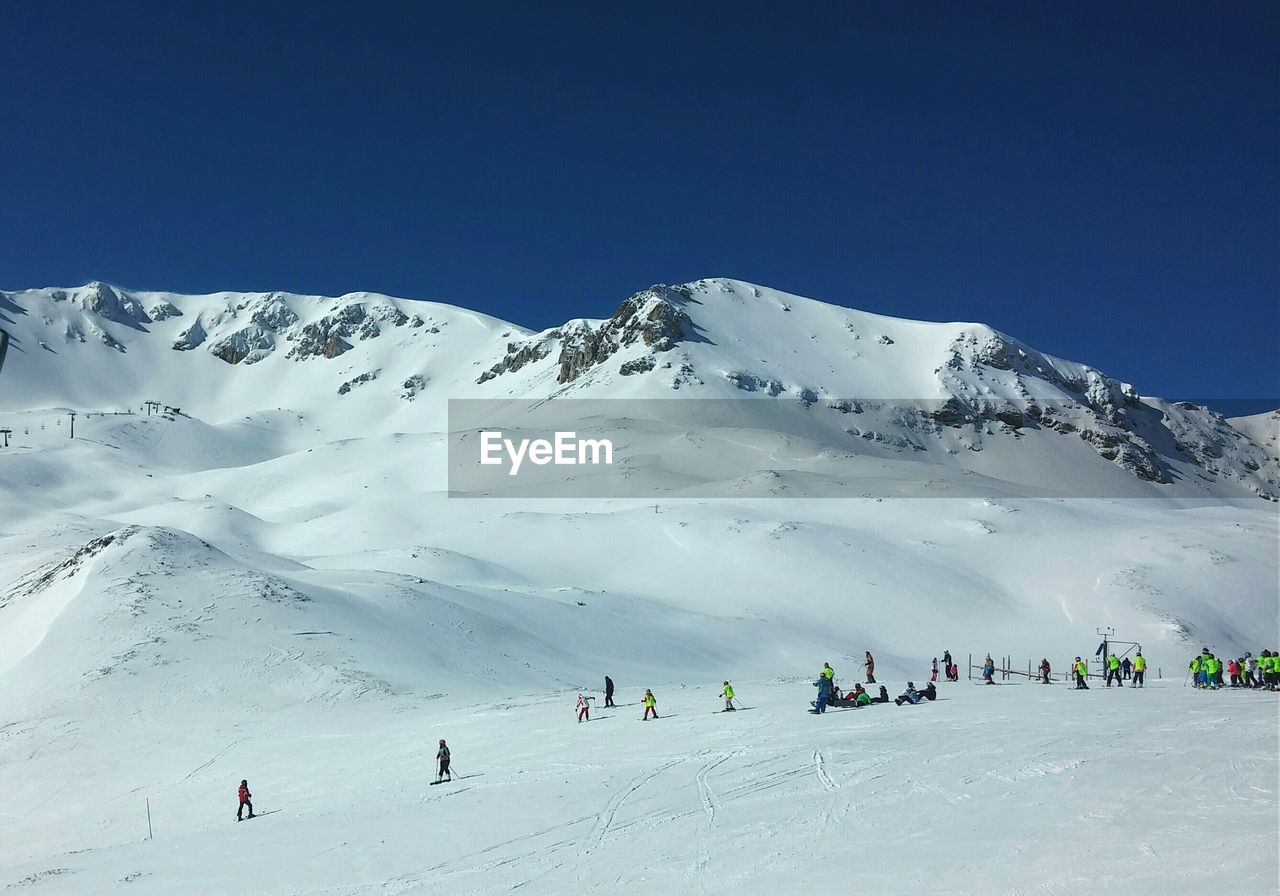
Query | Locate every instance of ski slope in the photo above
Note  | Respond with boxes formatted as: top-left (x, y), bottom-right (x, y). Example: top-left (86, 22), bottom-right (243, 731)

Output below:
top-left (2, 680), bottom-right (1276, 895)
top-left (0, 278), bottom-right (1277, 893)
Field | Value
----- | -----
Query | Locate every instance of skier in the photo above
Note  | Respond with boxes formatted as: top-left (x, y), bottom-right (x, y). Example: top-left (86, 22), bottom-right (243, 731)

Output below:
top-left (1203, 652), bottom-right (1219, 690)
top-left (1132, 651), bottom-right (1146, 687)
top-left (812, 667), bottom-right (833, 714)
top-left (1189, 654), bottom-right (1202, 688)
top-left (436, 739), bottom-right (451, 783)
top-left (1073, 657), bottom-right (1089, 689)
top-left (872, 684), bottom-right (891, 704)
top-left (236, 779), bottom-right (254, 821)
top-left (642, 689), bottom-right (658, 720)
top-left (1227, 658), bottom-right (1241, 687)
top-left (894, 682), bottom-right (922, 706)
top-left (943, 649), bottom-right (952, 678)
top-left (1040, 658), bottom-right (1051, 684)
top-left (864, 651), bottom-right (876, 684)
top-left (931, 658), bottom-right (939, 682)
top-left (981, 655), bottom-right (995, 684)
top-left (1121, 656), bottom-right (1132, 680)
top-left (576, 693), bottom-right (593, 722)
top-left (720, 681), bottom-right (736, 712)
top-left (822, 661), bottom-right (835, 685)
top-left (1244, 654), bottom-right (1257, 687)
top-left (1105, 653), bottom-right (1122, 687)
top-left (604, 675), bottom-right (615, 708)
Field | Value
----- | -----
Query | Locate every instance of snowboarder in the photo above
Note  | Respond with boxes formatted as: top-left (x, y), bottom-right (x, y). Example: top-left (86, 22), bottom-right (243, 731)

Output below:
top-left (812, 667), bottom-right (833, 713)
top-left (1121, 656), bottom-right (1132, 680)
top-left (642, 689), bottom-right (658, 720)
top-left (1073, 657), bottom-right (1089, 689)
top-left (894, 682), bottom-right (922, 705)
top-left (930, 658), bottom-right (939, 682)
top-left (436, 739), bottom-right (451, 783)
top-left (1105, 653), bottom-right (1123, 687)
top-left (236, 779), bottom-right (254, 821)
top-left (1040, 658), bottom-right (1051, 684)
top-left (576, 693), bottom-right (593, 722)
top-left (720, 681), bottom-right (736, 711)
top-left (604, 675), bottom-right (615, 707)
top-left (864, 651), bottom-right (876, 684)
top-left (1132, 651), bottom-right (1146, 687)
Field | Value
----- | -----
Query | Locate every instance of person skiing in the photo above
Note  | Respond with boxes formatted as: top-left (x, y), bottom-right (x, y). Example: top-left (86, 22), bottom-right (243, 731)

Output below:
top-left (1132, 651), bottom-right (1146, 687)
top-left (436, 739), bottom-right (451, 783)
top-left (1227, 658), bottom-right (1241, 687)
top-left (642, 689), bottom-right (658, 720)
top-left (1121, 656), bottom-right (1132, 680)
top-left (822, 661), bottom-right (835, 685)
top-left (864, 651), bottom-right (876, 684)
top-left (236, 779), bottom-right (254, 821)
top-left (1189, 654), bottom-right (1202, 688)
top-left (576, 693), bottom-right (593, 722)
top-left (1244, 654), bottom-right (1257, 687)
top-left (1073, 657), bottom-right (1089, 689)
top-left (1039, 658), bottom-right (1051, 684)
top-left (812, 667), bottom-right (834, 714)
top-left (720, 681), bottom-right (736, 712)
top-left (1105, 653), bottom-right (1122, 687)
top-left (930, 658), bottom-right (939, 682)
top-left (604, 675), bottom-right (615, 708)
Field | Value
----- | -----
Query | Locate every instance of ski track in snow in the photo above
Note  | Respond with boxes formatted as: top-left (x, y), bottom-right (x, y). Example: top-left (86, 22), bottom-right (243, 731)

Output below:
top-left (813, 748), bottom-right (836, 791)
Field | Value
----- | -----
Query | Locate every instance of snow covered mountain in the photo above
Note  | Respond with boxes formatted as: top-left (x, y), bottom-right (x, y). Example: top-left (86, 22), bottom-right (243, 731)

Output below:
top-left (0, 279), bottom-right (1276, 894)
top-left (3, 279), bottom-right (1275, 498)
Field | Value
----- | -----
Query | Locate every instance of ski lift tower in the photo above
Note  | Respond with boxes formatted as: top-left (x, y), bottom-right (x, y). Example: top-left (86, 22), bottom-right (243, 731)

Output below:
top-left (1095, 626), bottom-right (1142, 668)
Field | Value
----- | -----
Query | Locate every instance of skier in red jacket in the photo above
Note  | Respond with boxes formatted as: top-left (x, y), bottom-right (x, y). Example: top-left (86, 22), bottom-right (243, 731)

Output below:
top-left (236, 779), bottom-right (254, 821)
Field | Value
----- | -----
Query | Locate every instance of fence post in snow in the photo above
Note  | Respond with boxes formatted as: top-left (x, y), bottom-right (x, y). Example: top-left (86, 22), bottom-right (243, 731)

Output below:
top-left (146, 797), bottom-right (153, 840)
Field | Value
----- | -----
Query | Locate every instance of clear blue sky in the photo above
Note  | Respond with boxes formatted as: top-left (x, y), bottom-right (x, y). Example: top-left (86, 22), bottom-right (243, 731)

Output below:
top-left (3, 2), bottom-right (1276, 408)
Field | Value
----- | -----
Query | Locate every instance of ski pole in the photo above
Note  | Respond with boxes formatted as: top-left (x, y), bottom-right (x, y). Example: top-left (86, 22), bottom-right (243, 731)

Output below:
top-left (732, 697), bottom-right (749, 710)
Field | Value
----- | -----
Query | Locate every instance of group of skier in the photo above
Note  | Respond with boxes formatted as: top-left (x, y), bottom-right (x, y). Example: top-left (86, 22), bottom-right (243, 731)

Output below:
top-left (1188, 648), bottom-right (1280, 690)
top-left (808, 657), bottom-right (938, 712)
top-left (1068, 651), bottom-right (1149, 689)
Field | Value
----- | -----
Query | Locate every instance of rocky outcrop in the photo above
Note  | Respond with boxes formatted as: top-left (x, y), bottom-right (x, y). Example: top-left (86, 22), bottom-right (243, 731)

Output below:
top-left (338, 370), bottom-right (379, 395)
top-left (555, 286), bottom-right (693, 383)
top-left (172, 319), bottom-right (207, 351)
top-left (210, 326), bottom-right (275, 365)
top-left (477, 338), bottom-right (554, 384)
top-left (74, 283), bottom-right (152, 327)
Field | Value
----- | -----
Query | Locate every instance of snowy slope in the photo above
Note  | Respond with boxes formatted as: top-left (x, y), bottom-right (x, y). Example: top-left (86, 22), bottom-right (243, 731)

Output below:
top-left (0, 278), bottom-right (1277, 894)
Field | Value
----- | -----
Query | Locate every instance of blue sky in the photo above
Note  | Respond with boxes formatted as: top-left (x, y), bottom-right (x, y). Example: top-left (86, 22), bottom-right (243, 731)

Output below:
top-left (2, 2), bottom-right (1276, 408)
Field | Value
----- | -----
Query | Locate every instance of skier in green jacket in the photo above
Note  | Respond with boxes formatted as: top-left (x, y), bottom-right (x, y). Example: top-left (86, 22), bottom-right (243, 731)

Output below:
top-left (720, 681), bottom-right (736, 712)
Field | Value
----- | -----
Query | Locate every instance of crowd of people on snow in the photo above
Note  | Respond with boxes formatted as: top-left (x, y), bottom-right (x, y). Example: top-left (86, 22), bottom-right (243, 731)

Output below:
top-left (1187, 648), bottom-right (1280, 690)
top-left (233, 641), bottom-right (1280, 817)
top-left (808, 654), bottom-right (941, 713)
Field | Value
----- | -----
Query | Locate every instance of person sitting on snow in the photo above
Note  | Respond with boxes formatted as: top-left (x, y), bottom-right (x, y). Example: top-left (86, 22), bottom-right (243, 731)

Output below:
top-left (895, 682), bottom-right (922, 706)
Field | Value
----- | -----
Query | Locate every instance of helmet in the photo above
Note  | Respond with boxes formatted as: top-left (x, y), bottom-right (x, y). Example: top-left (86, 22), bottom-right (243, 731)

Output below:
top-left (907, 681), bottom-right (915, 688)
top-left (723, 681), bottom-right (729, 685)
top-left (439, 739), bottom-right (445, 745)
